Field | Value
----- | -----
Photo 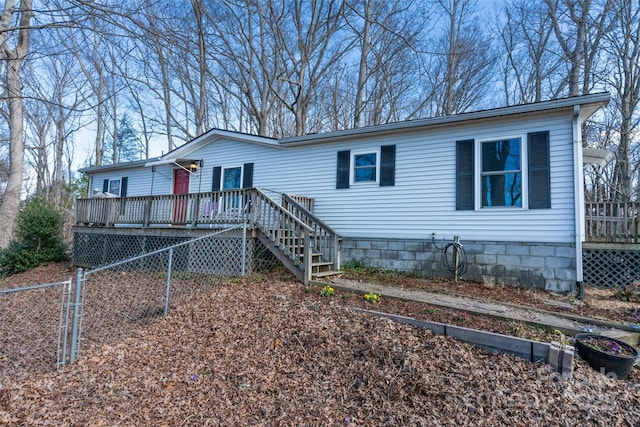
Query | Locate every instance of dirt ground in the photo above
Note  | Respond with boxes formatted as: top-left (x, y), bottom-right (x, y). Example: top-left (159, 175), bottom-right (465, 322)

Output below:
top-left (2, 263), bottom-right (640, 425)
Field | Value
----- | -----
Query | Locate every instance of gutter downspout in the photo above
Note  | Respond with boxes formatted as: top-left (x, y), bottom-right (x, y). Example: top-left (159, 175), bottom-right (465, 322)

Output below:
top-left (572, 105), bottom-right (585, 298)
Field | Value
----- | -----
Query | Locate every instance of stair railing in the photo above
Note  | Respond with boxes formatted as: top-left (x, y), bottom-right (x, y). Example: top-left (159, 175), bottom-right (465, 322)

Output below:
top-left (252, 189), bottom-right (315, 283)
top-left (281, 193), bottom-right (341, 271)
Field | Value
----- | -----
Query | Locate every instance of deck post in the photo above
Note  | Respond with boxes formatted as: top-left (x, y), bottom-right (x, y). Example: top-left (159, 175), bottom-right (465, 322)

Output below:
top-left (191, 193), bottom-right (201, 227)
top-left (143, 197), bottom-right (151, 228)
top-left (304, 229), bottom-right (311, 285)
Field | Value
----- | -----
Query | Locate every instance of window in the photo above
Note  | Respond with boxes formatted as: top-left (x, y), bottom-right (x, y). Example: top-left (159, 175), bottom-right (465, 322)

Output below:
top-left (353, 152), bottom-right (378, 183)
top-left (336, 146), bottom-right (395, 189)
top-left (481, 138), bottom-right (522, 207)
top-left (222, 166), bottom-right (242, 189)
top-left (109, 179), bottom-right (121, 196)
top-left (456, 132), bottom-right (550, 211)
top-left (212, 163), bottom-right (254, 191)
top-left (101, 177), bottom-right (128, 197)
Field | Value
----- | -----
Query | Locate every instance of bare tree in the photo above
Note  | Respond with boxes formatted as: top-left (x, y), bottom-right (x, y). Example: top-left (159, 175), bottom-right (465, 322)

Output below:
top-left (422, 0), bottom-right (495, 116)
top-left (345, 0), bottom-right (424, 127)
top-left (544, 0), bottom-right (613, 97)
top-left (268, 0), bottom-right (353, 136)
top-left (0, 0), bottom-right (33, 247)
top-left (498, 1), bottom-right (566, 104)
top-left (602, 0), bottom-right (640, 201)
top-left (206, 1), bottom-right (283, 136)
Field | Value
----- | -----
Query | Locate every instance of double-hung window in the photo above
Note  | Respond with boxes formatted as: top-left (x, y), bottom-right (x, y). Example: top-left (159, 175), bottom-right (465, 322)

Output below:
top-left (101, 177), bottom-right (128, 197)
top-left (480, 138), bottom-right (522, 207)
top-left (352, 150), bottom-right (379, 184)
top-left (336, 145), bottom-right (395, 189)
top-left (456, 131), bottom-right (550, 211)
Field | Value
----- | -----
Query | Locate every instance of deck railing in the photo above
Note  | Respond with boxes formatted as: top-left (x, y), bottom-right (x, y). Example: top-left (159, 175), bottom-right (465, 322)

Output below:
top-left (281, 193), bottom-right (340, 270)
top-left (585, 201), bottom-right (640, 243)
top-left (78, 195), bottom-right (639, 245)
top-left (75, 189), bottom-right (340, 283)
top-left (75, 190), bottom-right (250, 227)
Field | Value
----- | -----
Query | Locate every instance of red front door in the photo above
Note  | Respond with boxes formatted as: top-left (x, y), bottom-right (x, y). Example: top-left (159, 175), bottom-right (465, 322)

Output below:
top-left (173, 169), bottom-right (190, 224)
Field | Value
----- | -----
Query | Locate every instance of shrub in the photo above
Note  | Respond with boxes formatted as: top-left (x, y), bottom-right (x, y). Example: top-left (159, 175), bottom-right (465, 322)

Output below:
top-left (0, 197), bottom-right (67, 276)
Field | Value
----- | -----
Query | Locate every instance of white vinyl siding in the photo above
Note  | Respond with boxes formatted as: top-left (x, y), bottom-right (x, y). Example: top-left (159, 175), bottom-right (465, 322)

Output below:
top-left (85, 110), bottom-right (577, 244)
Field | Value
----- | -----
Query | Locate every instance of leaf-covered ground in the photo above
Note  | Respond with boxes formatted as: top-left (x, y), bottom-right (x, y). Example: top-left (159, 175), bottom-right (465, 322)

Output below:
top-left (2, 270), bottom-right (640, 426)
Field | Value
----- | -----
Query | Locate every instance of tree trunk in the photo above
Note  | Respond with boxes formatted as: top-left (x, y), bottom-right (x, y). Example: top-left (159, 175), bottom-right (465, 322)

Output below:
top-left (0, 58), bottom-right (27, 247)
top-left (0, 0), bottom-right (33, 248)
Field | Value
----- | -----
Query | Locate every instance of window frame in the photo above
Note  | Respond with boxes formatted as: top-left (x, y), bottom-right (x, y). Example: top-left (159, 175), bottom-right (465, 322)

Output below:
top-left (221, 165), bottom-right (243, 190)
top-left (350, 148), bottom-right (380, 185)
top-left (475, 135), bottom-right (528, 210)
top-left (108, 178), bottom-right (121, 196)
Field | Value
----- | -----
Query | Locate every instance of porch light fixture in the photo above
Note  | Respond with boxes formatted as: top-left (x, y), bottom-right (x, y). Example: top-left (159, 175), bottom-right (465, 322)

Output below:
top-left (188, 159), bottom-right (204, 173)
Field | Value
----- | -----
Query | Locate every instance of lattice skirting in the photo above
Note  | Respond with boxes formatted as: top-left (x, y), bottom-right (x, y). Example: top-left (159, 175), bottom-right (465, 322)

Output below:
top-left (583, 245), bottom-right (640, 288)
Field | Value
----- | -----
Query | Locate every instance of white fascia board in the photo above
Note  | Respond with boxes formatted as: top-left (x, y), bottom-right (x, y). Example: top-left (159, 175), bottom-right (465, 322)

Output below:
top-left (79, 157), bottom-right (161, 174)
top-left (162, 129), bottom-right (279, 161)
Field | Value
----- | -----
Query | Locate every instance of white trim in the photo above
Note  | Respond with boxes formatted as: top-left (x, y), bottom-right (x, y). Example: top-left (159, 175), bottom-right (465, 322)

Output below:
top-left (221, 164), bottom-right (244, 190)
top-left (108, 178), bottom-right (122, 196)
top-left (573, 105), bottom-right (584, 284)
top-left (350, 148), bottom-right (380, 185)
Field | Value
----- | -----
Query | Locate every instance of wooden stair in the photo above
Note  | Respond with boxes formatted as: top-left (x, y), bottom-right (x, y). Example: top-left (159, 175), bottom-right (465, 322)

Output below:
top-left (252, 189), bottom-right (341, 284)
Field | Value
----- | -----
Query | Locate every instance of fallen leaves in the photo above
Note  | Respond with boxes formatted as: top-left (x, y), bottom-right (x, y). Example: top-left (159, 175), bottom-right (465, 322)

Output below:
top-left (1, 267), bottom-right (640, 425)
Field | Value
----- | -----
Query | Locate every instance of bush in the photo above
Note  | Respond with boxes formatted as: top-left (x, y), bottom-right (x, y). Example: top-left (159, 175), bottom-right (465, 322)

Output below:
top-left (0, 198), bottom-right (67, 276)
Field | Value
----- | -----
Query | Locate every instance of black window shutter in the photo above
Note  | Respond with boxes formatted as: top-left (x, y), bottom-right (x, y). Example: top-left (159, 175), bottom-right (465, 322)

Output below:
top-left (528, 131), bottom-right (551, 209)
top-left (336, 150), bottom-right (350, 189)
top-left (242, 163), bottom-right (254, 189)
top-left (120, 177), bottom-right (128, 197)
top-left (380, 145), bottom-right (396, 187)
top-left (102, 179), bottom-right (109, 193)
top-left (212, 166), bottom-right (222, 191)
top-left (456, 139), bottom-right (475, 210)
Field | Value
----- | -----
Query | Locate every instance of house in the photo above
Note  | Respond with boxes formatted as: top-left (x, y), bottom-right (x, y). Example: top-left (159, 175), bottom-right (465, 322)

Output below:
top-left (76, 93), bottom-right (611, 292)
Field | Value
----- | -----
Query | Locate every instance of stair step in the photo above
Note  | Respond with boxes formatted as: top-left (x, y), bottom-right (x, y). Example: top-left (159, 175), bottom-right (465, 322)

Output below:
top-left (312, 261), bottom-right (334, 267)
top-left (313, 270), bottom-right (341, 278)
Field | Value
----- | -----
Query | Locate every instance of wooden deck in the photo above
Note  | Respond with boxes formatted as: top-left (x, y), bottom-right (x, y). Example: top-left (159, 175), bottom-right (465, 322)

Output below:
top-left (74, 189), bottom-right (339, 283)
top-left (76, 194), bottom-right (640, 244)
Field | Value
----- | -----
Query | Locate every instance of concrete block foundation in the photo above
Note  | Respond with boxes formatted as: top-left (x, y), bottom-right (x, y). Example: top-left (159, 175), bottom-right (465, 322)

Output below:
top-left (341, 237), bottom-right (576, 292)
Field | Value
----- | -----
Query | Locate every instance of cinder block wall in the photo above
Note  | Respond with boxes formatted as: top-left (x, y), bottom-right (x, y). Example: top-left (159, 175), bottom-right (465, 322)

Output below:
top-left (340, 237), bottom-right (576, 292)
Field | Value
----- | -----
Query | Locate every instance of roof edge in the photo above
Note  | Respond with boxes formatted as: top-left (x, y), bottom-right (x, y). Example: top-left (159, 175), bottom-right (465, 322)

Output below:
top-left (78, 156), bottom-right (162, 174)
top-left (278, 93), bottom-right (611, 146)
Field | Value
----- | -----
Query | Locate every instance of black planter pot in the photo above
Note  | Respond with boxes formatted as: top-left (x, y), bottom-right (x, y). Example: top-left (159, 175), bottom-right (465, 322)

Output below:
top-left (575, 333), bottom-right (638, 380)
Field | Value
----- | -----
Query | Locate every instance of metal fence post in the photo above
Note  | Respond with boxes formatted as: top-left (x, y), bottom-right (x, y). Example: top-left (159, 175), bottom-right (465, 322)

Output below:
top-left (163, 248), bottom-right (173, 316)
top-left (69, 267), bottom-right (84, 364)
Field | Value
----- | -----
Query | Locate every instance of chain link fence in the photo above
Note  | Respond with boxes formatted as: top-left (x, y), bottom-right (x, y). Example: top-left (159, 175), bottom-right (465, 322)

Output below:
top-left (2, 225), bottom-right (271, 378)
top-left (74, 225), bottom-right (248, 360)
top-left (0, 280), bottom-right (73, 379)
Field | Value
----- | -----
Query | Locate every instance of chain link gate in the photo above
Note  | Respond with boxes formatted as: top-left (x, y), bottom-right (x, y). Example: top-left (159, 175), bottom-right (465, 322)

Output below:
top-left (0, 280), bottom-right (74, 378)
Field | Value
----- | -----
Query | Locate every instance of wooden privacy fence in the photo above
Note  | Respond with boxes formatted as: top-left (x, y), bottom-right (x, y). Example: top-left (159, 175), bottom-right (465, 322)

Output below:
top-left (585, 201), bottom-right (640, 243)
